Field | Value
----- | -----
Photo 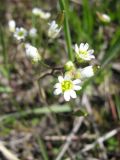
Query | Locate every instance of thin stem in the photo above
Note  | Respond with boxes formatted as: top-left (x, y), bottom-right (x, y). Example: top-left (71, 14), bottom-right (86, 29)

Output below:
top-left (59, 0), bottom-right (74, 61)
top-left (0, 27), bottom-right (8, 71)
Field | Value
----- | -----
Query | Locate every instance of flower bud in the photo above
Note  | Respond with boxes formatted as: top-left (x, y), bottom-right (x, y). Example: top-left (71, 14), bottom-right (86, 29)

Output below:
top-left (25, 43), bottom-right (41, 63)
top-left (64, 61), bottom-right (75, 71)
top-left (8, 20), bottom-right (16, 33)
top-left (29, 28), bottom-right (37, 38)
top-left (97, 12), bottom-right (111, 23)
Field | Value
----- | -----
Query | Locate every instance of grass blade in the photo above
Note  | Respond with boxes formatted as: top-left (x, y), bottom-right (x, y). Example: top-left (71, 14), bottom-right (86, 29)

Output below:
top-left (0, 104), bottom-right (72, 122)
top-left (37, 136), bottom-right (49, 160)
top-left (59, 0), bottom-right (74, 61)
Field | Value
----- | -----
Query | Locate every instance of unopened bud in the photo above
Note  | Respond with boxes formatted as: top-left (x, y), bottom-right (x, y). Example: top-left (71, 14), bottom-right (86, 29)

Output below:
top-left (64, 61), bottom-right (75, 71)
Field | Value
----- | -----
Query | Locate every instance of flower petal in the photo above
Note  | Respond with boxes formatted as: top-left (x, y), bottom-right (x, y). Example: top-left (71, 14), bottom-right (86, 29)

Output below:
top-left (70, 90), bottom-right (77, 98)
top-left (80, 43), bottom-right (84, 50)
top-left (88, 49), bottom-right (94, 54)
top-left (81, 66), bottom-right (94, 78)
top-left (75, 44), bottom-right (79, 53)
top-left (64, 91), bottom-right (70, 101)
top-left (54, 88), bottom-right (62, 95)
top-left (73, 85), bottom-right (82, 91)
top-left (73, 79), bottom-right (81, 85)
top-left (58, 76), bottom-right (64, 83)
top-left (84, 43), bottom-right (89, 50)
top-left (64, 75), bottom-right (71, 80)
top-left (87, 54), bottom-right (95, 59)
top-left (54, 83), bottom-right (61, 89)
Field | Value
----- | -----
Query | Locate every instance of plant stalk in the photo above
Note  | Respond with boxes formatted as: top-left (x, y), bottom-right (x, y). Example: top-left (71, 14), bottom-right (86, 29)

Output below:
top-left (59, 0), bottom-right (74, 61)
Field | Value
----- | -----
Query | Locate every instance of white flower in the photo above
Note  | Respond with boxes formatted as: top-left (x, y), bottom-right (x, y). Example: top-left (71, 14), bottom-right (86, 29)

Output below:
top-left (54, 76), bottom-right (81, 101)
top-left (8, 20), bottom-right (16, 32)
top-left (25, 43), bottom-right (41, 62)
top-left (14, 27), bottom-right (27, 41)
top-left (29, 28), bottom-right (37, 37)
top-left (48, 20), bottom-right (62, 39)
top-left (32, 7), bottom-right (51, 19)
top-left (80, 66), bottom-right (94, 78)
top-left (74, 43), bottom-right (95, 61)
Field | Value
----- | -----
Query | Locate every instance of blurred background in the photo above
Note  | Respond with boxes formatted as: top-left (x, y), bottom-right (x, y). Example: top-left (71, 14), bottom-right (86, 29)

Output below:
top-left (0, 0), bottom-right (120, 160)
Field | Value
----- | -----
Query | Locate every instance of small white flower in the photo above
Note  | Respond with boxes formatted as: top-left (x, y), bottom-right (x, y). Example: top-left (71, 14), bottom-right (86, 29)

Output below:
top-left (48, 20), bottom-right (62, 39)
top-left (54, 76), bottom-right (81, 101)
top-left (14, 27), bottom-right (27, 41)
top-left (74, 43), bottom-right (95, 62)
top-left (25, 43), bottom-right (41, 62)
top-left (32, 7), bottom-right (51, 19)
top-left (29, 28), bottom-right (37, 37)
top-left (8, 20), bottom-right (16, 32)
top-left (80, 66), bottom-right (94, 78)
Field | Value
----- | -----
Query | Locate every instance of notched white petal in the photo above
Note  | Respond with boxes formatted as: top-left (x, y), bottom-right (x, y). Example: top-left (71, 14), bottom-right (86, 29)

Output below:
top-left (58, 76), bottom-right (64, 83)
top-left (80, 43), bottom-right (84, 50)
top-left (88, 49), bottom-right (94, 54)
top-left (75, 44), bottom-right (79, 53)
top-left (73, 85), bottom-right (81, 91)
top-left (70, 90), bottom-right (77, 99)
top-left (73, 79), bottom-right (81, 85)
top-left (84, 43), bottom-right (89, 50)
top-left (54, 83), bottom-right (61, 89)
top-left (64, 75), bottom-right (71, 80)
top-left (64, 91), bottom-right (70, 101)
top-left (54, 89), bottom-right (62, 95)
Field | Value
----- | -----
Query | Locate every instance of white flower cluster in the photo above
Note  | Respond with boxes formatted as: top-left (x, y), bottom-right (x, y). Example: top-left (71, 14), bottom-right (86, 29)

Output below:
top-left (9, 8), bottom-right (98, 102)
top-left (9, 8), bottom-right (62, 62)
top-left (11, 26), bottom-right (40, 62)
top-left (54, 43), bottom-right (96, 101)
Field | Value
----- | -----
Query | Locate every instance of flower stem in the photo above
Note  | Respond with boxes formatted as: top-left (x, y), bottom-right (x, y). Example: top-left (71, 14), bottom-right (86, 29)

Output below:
top-left (59, 0), bottom-right (74, 61)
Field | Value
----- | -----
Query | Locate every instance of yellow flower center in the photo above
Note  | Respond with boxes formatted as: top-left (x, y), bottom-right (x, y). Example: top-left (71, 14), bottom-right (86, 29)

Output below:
top-left (18, 31), bottom-right (24, 37)
top-left (61, 80), bottom-right (73, 92)
top-left (80, 50), bottom-right (88, 55)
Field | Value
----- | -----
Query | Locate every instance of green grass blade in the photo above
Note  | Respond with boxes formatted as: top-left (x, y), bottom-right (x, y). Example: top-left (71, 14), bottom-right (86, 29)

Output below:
top-left (37, 136), bottom-right (49, 160)
top-left (59, 0), bottom-right (74, 61)
top-left (0, 104), bottom-right (72, 122)
top-left (82, 0), bottom-right (94, 37)
top-left (0, 26), bottom-right (8, 70)
top-left (101, 37), bottom-right (120, 65)
top-left (115, 95), bottom-right (120, 120)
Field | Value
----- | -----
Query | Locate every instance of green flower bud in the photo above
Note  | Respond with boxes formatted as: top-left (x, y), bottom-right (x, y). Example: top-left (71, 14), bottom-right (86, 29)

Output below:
top-left (64, 61), bottom-right (75, 71)
top-left (96, 12), bottom-right (111, 23)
